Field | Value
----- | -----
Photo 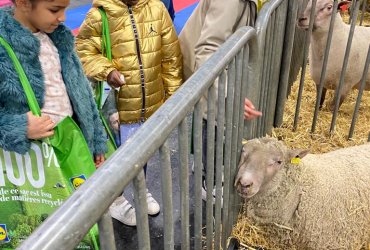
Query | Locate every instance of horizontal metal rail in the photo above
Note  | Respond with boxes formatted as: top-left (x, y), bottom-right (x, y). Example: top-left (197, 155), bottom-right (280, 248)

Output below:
top-left (18, 26), bottom-right (258, 250)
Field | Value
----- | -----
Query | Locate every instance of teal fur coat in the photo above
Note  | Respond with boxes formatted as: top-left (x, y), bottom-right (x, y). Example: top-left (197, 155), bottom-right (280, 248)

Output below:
top-left (0, 7), bottom-right (107, 155)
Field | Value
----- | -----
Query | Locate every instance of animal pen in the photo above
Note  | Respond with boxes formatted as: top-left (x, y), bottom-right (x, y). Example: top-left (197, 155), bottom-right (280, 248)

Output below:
top-left (18, 0), bottom-right (369, 249)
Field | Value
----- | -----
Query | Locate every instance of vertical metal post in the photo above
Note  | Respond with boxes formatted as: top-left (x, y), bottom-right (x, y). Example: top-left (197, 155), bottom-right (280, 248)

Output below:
top-left (221, 59), bottom-right (236, 249)
top-left (133, 171), bottom-right (151, 250)
top-left (98, 211), bottom-right (116, 250)
top-left (348, 46), bottom-right (370, 139)
top-left (275, 0), bottom-right (299, 127)
top-left (160, 141), bottom-right (174, 250)
top-left (330, 0), bottom-right (360, 133)
top-left (311, 0), bottom-right (339, 133)
top-left (293, 0), bottom-right (317, 131)
top-left (214, 71), bottom-right (226, 250)
top-left (193, 101), bottom-right (203, 250)
top-left (206, 83), bottom-right (216, 250)
top-left (178, 119), bottom-right (190, 250)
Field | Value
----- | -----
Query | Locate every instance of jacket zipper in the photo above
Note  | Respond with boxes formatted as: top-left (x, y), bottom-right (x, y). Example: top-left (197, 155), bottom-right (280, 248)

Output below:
top-left (128, 6), bottom-right (146, 122)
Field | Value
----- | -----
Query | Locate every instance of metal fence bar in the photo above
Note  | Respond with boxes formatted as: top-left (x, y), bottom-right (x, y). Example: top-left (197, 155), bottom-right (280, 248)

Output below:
top-left (233, 45), bottom-right (251, 228)
top-left (193, 101), bottom-right (203, 250)
top-left (266, 2), bottom-right (287, 134)
top-left (275, 0), bottom-right (299, 127)
top-left (19, 27), bottom-right (257, 250)
top-left (132, 171), bottom-right (151, 250)
top-left (206, 83), bottom-right (216, 250)
top-left (311, 0), bottom-right (339, 133)
top-left (330, 0), bottom-right (361, 133)
top-left (159, 140), bottom-right (174, 250)
top-left (214, 70), bottom-right (226, 250)
top-left (221, 58), bottom-right (236, 249)
top-left (348, 46), bottom-right (370, 139)
top-left (359, 0), bottom-right (367, 26)
top-left (178, 119), bottom-right (190, 250)
top-left (228, 50), bottom-right (244, 235)
top-left (254, 0), bottom-right (293, 136)
top-left (263, 14), bottom-right (277, 135)
top-left (98, 211), bottom-right (116, 250)
top-left (293, 0), bottom-right (317, 131)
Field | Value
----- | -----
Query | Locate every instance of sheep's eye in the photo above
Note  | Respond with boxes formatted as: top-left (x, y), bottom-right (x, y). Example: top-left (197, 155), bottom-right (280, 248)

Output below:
top-left (327, 5), bottom-right (332, 10)
top-left (276, 160), bottom-right (282, 165)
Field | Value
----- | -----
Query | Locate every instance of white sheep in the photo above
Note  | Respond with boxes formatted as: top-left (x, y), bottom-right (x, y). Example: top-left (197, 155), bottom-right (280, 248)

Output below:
top-left (234, 137), bottom-right (370, 249)
top-left (298, 0), bottom-right (370, 109)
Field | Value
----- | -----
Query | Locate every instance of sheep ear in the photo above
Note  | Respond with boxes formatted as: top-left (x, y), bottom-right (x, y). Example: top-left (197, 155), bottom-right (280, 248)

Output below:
top-left (338, 1), bottom-right (351, 12)
top-left (287, 149), bottom-right (310, 164)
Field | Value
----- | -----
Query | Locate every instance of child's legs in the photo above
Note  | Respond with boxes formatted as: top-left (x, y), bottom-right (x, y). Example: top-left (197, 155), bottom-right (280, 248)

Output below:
top-left (119, 123), bottom-right (147, 186)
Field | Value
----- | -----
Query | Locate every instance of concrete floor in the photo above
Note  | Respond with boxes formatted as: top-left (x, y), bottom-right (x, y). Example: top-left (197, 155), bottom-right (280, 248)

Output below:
top-left (65, 1), bottom-right (207, 248)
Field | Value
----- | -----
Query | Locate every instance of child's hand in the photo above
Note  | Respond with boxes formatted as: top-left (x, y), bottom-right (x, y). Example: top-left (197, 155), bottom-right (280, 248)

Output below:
top-left (107, 70), bottom-right (125, 89)
top-left (27, 112), bottom-right (55, 139)
top-left (95, 154), bottom-right (105, 168)
top-left (244, 98), bottom-right (262, 120)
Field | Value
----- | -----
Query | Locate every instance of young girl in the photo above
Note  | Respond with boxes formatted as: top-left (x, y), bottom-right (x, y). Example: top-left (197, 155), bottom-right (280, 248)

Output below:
top-left (76, 0), bottom-right (183, 226)
top-left (0, 0), bottom-right (107, 166)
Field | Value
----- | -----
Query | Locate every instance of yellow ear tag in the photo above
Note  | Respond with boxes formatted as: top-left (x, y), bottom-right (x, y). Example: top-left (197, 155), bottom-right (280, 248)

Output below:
top-left (291, 157), bottom-right (301, 165)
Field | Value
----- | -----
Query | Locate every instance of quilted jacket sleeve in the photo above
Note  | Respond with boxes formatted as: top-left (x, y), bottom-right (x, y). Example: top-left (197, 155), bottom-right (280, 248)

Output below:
top-left (160, 8), bottom-right (183, 99)
top-left (75, 8), bottom-right (116, 82)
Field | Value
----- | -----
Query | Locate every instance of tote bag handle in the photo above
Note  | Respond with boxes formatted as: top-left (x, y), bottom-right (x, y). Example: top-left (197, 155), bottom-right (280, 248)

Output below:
top-left (0, 36), bottom-right (41, 117)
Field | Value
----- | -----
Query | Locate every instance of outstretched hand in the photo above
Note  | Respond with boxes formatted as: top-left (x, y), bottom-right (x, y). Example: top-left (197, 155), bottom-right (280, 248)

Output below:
top-left (107, 69), bottom-right (125, 89)
top-left (27, 112), bottom-right (55, 139)
top-left (244, 98), bottom-right (262, 120)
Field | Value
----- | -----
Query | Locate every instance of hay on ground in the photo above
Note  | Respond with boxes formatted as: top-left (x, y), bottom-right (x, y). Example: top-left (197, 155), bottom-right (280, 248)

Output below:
top-left (232, 68), bottom-right (370, 249)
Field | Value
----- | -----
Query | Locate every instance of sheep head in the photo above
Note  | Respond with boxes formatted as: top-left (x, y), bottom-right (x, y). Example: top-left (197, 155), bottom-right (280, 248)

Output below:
top-left (234, 138), bottom-right (309, 199)
top-left (297, 0), bottom-right (351, 32)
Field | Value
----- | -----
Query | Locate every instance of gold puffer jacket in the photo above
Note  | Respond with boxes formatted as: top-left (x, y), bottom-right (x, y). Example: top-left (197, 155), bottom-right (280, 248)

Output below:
top-left (76, 0), bottom-right (183, 123)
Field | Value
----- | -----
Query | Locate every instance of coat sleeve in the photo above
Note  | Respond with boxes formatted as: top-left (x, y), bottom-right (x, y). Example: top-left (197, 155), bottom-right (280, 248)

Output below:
top-left (193, 0), bottom-right (242, 70)
top-left (75, 8), bottom-right (116, 82)
top-left (160, 7), bottom-right (183, 99)
top-left (0, 108), bottom-right (30, 154)
top-left (72, 53), bottom-right (108, 155)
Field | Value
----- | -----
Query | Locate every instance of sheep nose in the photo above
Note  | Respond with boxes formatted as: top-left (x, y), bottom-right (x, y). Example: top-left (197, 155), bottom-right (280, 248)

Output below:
top-left (298, 16), bottom-right (307, 23)
top-left (241, 183), bottom-right (252, 193)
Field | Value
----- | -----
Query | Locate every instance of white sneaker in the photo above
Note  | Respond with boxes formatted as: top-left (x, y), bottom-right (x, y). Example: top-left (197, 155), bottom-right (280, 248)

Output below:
top-left (109, 196), bottom-right (136, 226)
top-left (202, 179), bottom-right (223, 207)
top-left (146, 190), bottom-right (160, 215)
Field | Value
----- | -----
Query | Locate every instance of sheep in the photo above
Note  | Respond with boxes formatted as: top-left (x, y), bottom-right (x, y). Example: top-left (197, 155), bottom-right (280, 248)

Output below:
top-left (297, 0), bottom-right (370, 110)
top-left (234, 137), bottom-right (370, 249)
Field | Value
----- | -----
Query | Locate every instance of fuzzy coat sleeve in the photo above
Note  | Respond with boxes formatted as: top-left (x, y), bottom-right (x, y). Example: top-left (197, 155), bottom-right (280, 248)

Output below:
top-left (0, 109), bottom-right (30, 154)
top-left (75, 8), bottom-right (116, 82)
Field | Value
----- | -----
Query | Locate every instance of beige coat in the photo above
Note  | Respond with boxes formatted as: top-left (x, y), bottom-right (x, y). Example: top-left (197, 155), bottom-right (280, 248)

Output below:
top-left (179, 0), bottom-right (257, 80)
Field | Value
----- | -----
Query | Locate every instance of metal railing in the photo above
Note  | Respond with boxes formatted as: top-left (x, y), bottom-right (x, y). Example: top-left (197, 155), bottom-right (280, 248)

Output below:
top-left (18, 1), bottom-right (369, 249)
top-left (293, 0), bottom-right (370, 140)
top-left (245, 0), bottom-right (299, 138)
top-left (19, 26), bottom-right (258, 250)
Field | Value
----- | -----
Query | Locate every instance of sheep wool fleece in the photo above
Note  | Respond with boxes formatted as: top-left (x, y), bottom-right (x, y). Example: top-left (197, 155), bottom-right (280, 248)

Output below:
top-left (245, 143), bottom-right (370, 249)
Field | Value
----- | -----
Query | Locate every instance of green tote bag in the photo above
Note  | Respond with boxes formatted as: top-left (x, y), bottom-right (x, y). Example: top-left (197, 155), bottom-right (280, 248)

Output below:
top-left (93, 7), bottom-right (118, 158)
top-left (0, 37), bottom-right (99, 249)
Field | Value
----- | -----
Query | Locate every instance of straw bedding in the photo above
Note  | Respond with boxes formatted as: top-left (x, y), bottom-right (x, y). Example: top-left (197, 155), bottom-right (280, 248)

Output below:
top-left (232, 10), bottom-right (370, 247)
top-left (232, 70), bottom-right (370, 249)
